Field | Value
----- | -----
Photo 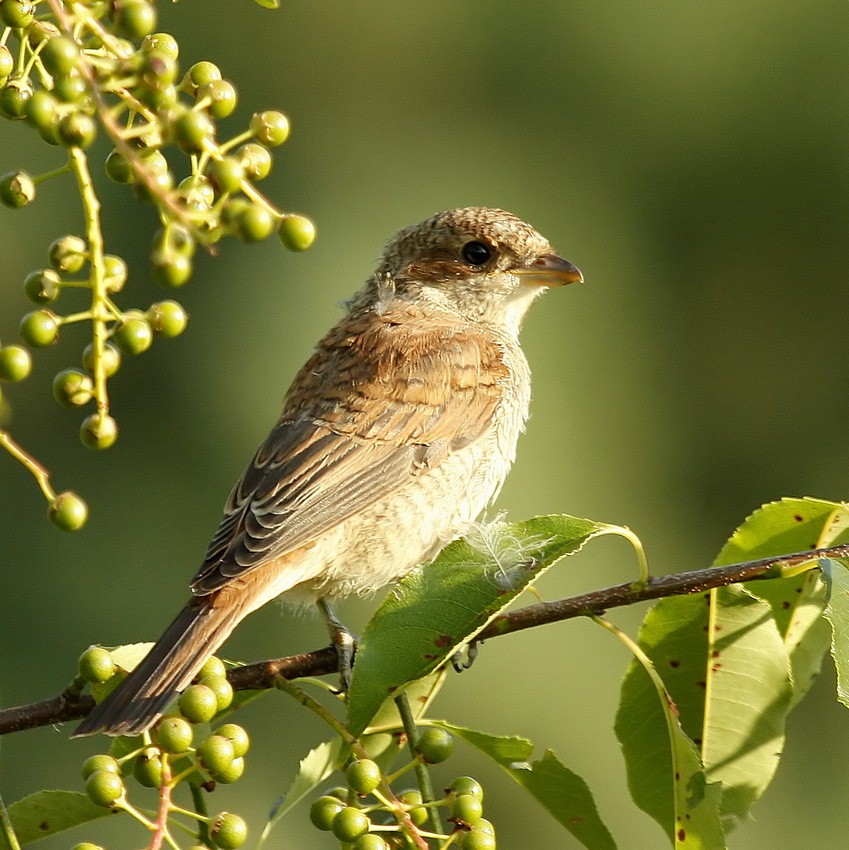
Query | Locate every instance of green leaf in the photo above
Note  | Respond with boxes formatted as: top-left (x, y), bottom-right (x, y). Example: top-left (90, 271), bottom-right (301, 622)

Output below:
top-left (347, 514), bottom-right (616, 735)
top-left (616, 594), bottom-right (706, 834)
top-left (436, 721), bottom-right (617, 850)
top-left (700, 586), bottom-right (791, 821)
top-left (612, 623), bottom-right (725, 850)
top-left (715, 498), bottom-right (843, 708)
top-left (7, 791), bottom-right (111, 845)
top-left (256, 737), bottom-right (342, 849)
top-left (618, 499), bottom-right (834, 838)
top-left (823, 558), bottom-right (849, 707)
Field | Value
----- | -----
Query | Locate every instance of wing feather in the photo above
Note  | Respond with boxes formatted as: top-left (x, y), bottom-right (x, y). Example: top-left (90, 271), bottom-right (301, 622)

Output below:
top-left (191, 305), bottom-right (510, 594)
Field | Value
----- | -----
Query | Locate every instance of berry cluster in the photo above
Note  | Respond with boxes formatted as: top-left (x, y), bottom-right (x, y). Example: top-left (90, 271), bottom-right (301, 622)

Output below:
top-left (0, 0), bottom-right (314, 529)
top-left (310, 733), bottom-right (496, 849)
top-left (76, 647), bottom-right (249, 849)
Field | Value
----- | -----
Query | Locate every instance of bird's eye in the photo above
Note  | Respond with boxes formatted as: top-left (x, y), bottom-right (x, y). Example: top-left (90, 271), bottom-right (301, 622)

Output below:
top-left (461, 240), bottom-right (493, 266)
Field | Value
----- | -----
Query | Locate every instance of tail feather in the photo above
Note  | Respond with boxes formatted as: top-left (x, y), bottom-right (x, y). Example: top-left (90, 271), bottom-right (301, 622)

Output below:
top-left (73, 593), bottom-right (241, 737)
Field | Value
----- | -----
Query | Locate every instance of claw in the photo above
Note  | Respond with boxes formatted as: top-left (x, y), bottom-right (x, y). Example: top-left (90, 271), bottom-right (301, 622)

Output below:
top-left (450, 641), bottom-right (479, 673)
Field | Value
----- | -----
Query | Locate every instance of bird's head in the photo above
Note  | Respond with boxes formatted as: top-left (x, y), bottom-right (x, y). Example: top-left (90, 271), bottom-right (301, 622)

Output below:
top-left (370, 206), bottom-right (582, 332)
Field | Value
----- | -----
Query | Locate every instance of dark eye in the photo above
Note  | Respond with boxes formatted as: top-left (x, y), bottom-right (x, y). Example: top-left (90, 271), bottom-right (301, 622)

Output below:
top-left (461, 240), bottom-right (493, 266)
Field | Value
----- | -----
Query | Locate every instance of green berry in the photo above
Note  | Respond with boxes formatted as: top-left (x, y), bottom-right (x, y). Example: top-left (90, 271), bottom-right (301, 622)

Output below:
top-left (325, 786), bottom-right (349, 801)
top-left (346, 759), bottom-right (381, 795)
top-left (211, 755), bottom-right (244, 784)
top-left (78, 646), bottom-right (116, 684)
top-left (112, 0), bottom-right (157, 39)
top-left (141, 48), bottom-right (178, 87)
top-left (398, 790), bottom-right (428, 827)
top-left (249, 110), bottom-right (289, 146)
top-left (199, 674), bottom-right (233, 711)
top-left (48, 491), bottom-right (88, 531)
top-left (449, 794), bottom-right (483, 827)
top-left (146, 298), bottom-right (189, 337)
top-left (332, 807), bottom-right (370, 842)
top-left (215, 723), bottom-right (249, 758)
top-left (199, 79), bottom-right (237, 119)
top-left (54, 71), bottom-right (87, 104)
top-left (20, 310), bottom-right (59, 347)
top-left (112, 317), bottom-right (152, 355)
top-left (310, 795), bottom-right (344, 831)
top-left (209, 812), bottom-right (247, 850)
top-left (416, 728), bottom-right (454, 764)
top-left (37, 116), bottom-right (60, 146)
top-left (142, 32), bottom-right (179, 59)
top-left (177, 176), bottom-right (214, 208)
top-left (85, 770), bottom-right (124, 807)
top-left (232, 203), bottom-right (275, 242)
top-left (172, 107), bottom-right (214, 153)
top-left (0, 170), bottom-right (36, 208)
top-left (178, 683), bottom-right (218, 723)
top-left (25, 90), bottom-right (57, 131)
top-left (0, 0), bottom-right (36, 28)
top-left (138, 81), bottom-right (177, 111)
top-left (151, 250), bottom-right (192, 287)
top-left (209, 157), bottom-right (244, 194)
top-left (153, 222), bottom-right (195, 257)
top-left (186, 60), bottom-right (221, 91)
top-left (449, 776), bottom-right (484, 801)
top-left (460, 830), bottom-right (496, 850)
top-left (103, 254), bottom-right (128, 293)
top-left (81, 754), bottom-right (120, 781)
top-left (199, 656), bottom-right (227, 680)
top-left (48, 235), bottom-right (88, 273)
top-left (82, 341), bottom-right (121, 377)
top-left (474, 818), bottom-right (495, 835)
top-left (0, 345), bottom-right (32, 382)
top-left (24, 269), bottom-right (61, 304)
top-left (221, 198), bottom-right (250, 229)
top-left (355, 835), bottom-right (388, 850)
top-left (53, 368), bottom-right (94, 406)
top-left (134, 167), bottom-right (174, 203)
top-left (58, 111), bottom-right (97, 148)
top-left (80, 413), bottom-right (119, 450)
top-left (0, 45), bottom-right (13, 80)
top-left (133, 748), bottom-right (164, 788)
top-left (0, 80), bottom-right (32, 119)
top-left (277, 214), bottom-right (316, 251)
top-left (105, 149), bottom-right (134, 184)
top-left (238, 143), bottom-right (272, 180)
top-left (154, 715), bottom-right (194, 753)
top-left (41, 36), bottom-right (79, 76)
top-left (71, 843), bottom-right (104, 850)
top-left (26, 19), bottom-right (60, 46)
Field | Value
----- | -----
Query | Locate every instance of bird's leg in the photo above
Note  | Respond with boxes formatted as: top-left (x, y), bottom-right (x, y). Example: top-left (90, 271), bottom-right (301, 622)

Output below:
top-left (317, 597), bottom-right (357, 690)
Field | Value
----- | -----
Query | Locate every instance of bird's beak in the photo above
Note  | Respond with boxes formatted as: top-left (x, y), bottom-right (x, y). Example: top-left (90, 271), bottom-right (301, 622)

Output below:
top-left (513, 253), bottom-right (583, 287)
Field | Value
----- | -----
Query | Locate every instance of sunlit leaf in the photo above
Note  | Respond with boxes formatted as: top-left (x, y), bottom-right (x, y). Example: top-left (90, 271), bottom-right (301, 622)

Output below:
top-left (823, 559), bottom-right (849, 708)
top-left (347, 515), bottom-right (616, 734)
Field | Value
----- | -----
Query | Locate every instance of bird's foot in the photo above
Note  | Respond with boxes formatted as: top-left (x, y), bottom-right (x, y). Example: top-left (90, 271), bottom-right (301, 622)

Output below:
top-left (451, 641), bottom-right (480, 673)
top-left (317, 597), bottom-right (358, 692)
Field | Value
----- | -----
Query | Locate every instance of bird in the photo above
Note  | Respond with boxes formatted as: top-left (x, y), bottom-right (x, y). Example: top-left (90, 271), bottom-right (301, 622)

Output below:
top-left (73, 206), bottom-right (582, 737)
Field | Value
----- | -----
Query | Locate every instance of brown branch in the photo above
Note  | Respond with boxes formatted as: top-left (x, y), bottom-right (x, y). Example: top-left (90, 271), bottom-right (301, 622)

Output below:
top-left (2, 545), bottom-right (846, 736)
top-left (478, 544), bottom-right (849, 639)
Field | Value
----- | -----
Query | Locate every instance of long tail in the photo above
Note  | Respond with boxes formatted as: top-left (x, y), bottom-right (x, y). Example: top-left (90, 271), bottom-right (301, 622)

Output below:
top-left (73, 589), bottom-right (245, 737)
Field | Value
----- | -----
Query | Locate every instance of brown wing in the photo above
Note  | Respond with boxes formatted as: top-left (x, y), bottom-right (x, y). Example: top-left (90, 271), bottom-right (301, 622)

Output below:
top-left (190, 304), bottom-right (510, 594)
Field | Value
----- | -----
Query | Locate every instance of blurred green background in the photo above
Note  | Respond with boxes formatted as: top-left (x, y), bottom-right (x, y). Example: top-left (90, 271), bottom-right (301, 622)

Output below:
top-left (2, 0), bottom-right (849, 847)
